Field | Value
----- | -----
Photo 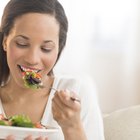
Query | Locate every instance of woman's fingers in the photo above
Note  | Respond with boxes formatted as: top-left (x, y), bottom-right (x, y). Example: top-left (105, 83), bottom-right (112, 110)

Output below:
top-left (52, 89), bottom-right (82, 128)
top-left (6, 135), bottom-right (48, 140)
top-left (35, 136), bottom-right (48, 140)
top-left (6, 135), bottom-right (15, 140)
top-left (52, 96), bottom-right (66, 121)
top-left (24, 135), bottom-right (33, 140)
top-left (24, 135), bottom-right (48, 140)
top-left (54, 90), bottom-right (81, 110)
top-left (52, 91), bottom-right (67, 110)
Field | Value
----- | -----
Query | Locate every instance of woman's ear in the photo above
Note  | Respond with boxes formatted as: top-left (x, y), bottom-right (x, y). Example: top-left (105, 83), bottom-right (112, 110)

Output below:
top-left (2, 36), bottom-right (8, 51)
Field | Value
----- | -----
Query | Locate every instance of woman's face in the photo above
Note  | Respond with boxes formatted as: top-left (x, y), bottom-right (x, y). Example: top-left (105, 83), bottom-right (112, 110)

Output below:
top-left (3, 13), bottom-right (59, 87)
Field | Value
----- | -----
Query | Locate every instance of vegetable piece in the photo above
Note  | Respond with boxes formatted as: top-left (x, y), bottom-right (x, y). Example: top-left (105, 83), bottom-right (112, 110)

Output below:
top-left (9, 114), bottom-right (34, 128)
top-left (22, 71), bottom-right (42, 89)
top-left (0, 120), bottom-right (9, 126)
top-left (34, 122), bottom-right (44, 128)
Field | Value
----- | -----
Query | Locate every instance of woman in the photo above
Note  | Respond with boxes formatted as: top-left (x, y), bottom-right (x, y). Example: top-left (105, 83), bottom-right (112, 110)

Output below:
top-left (0, 0), bottom-right (105, 140)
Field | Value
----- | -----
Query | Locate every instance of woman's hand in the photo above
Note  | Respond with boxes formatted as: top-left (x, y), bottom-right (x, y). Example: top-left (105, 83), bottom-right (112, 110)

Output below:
top-left (52, 89), bottom-right (81, 129)
top-left (5, 135), bottom-right (15, 140)
top-left (24, 135), bottom-right (48, 140)
top-left (52, 90), bottom-right (87, 140)
top-left (5, 135), bottom-right (48, 140)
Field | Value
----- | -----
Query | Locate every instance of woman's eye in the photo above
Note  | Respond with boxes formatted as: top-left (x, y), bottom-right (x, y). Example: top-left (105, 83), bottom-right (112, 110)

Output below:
top-left (41, 48), bottom-right (52, 53)
top-left (16, 42), bottom-right (28, 48)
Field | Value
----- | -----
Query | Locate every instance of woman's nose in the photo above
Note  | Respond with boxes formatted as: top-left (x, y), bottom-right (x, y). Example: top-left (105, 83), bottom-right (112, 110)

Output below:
top-left (24, 48), bottom-right (40, 65)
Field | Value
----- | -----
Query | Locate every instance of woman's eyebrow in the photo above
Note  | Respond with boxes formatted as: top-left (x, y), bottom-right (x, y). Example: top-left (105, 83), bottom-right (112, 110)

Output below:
top-left (15, 35), bottom-right (29, 40)
top-left (44, 40), bottom-right (54, 44)
top-left (15, 35), bottom-right (54, 43)
top-left (15, 35), bottom-right (55, 45)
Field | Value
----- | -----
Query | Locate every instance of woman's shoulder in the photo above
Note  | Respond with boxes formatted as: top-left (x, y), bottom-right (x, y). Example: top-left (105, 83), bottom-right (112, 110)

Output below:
top-left (54, 73), bottom-right (97, 94)
top-left (54, 73), bottom-right (81, 91)
top-left (55, 73), bottom-right (80, 83)
top-left (54, 73), bottom-right (94, 82)
top-left (54, 73), bottom-right (99, 104)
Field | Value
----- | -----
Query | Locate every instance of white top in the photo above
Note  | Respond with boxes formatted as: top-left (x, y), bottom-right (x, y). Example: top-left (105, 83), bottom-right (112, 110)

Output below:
top-left (0, 74), bottom-right (105, 140)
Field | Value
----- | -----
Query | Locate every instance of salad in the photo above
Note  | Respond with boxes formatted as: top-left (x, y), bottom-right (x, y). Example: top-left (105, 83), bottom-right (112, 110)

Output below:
top-left (22, 71), bottom-right (42, 89)
top-left (0, 114), bottom-right (43, 129)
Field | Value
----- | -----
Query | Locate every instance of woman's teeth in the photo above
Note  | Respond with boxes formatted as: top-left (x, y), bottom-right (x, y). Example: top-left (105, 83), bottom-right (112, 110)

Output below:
top-left (19, 65), bottom-right (39, 73)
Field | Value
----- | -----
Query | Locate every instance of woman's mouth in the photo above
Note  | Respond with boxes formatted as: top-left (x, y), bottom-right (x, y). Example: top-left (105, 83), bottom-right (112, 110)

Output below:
top-left (17, 65), bottom-right (41, 73)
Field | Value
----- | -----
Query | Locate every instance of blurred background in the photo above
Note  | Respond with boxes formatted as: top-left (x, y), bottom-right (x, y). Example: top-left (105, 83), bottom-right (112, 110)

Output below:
top-left (1, 0), bottom-right (140, 114)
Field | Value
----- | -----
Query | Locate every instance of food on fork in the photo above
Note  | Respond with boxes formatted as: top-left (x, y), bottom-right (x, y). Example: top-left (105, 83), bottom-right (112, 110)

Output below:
top-left (22, 70), bottom-right (42, 89)
top-left (20, 67), bottom-right (81, 103)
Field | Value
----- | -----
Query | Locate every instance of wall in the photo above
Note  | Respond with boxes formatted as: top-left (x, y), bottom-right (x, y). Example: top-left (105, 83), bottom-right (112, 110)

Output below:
top-left (56, 0), bottom-right (140, 113)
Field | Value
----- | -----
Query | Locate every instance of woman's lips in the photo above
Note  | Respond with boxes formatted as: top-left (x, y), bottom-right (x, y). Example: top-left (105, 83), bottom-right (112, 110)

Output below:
top-left (17, 64), bottom-right (41, 73)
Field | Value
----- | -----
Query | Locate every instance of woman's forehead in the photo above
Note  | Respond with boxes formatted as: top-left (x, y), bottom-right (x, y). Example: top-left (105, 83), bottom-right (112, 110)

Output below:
top-left (10, 13), bottom-right (60, 38)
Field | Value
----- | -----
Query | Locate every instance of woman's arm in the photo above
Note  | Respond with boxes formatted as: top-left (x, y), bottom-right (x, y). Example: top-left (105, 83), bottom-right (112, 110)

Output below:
top-left (62, 121), bottom-right (87, 140)
top-left (52, 90), bottom-right (87, 140)
top-left (52, 76), bottom-right (105, 140)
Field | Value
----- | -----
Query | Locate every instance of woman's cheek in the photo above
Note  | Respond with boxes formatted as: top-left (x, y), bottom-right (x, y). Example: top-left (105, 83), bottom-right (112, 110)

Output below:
top-left (7, 46), bottom-right (21, 62)
top-left (44, 53), bottom-right (58, 70)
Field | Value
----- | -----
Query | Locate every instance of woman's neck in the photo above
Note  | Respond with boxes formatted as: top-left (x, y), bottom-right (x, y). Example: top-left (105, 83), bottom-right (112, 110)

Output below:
top-left (0, 75), bottom-right (54, 103)
top-left (0, 76), bottom-right (54, 122)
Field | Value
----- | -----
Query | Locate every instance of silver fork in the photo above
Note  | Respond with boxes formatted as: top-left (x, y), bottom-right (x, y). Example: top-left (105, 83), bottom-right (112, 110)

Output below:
top-left (39, 84), bottom-right (81, 103)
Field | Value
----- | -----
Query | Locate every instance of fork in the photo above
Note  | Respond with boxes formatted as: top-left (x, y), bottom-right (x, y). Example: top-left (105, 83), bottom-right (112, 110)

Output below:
top-left (39, 84), bottom-right (81, 103)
